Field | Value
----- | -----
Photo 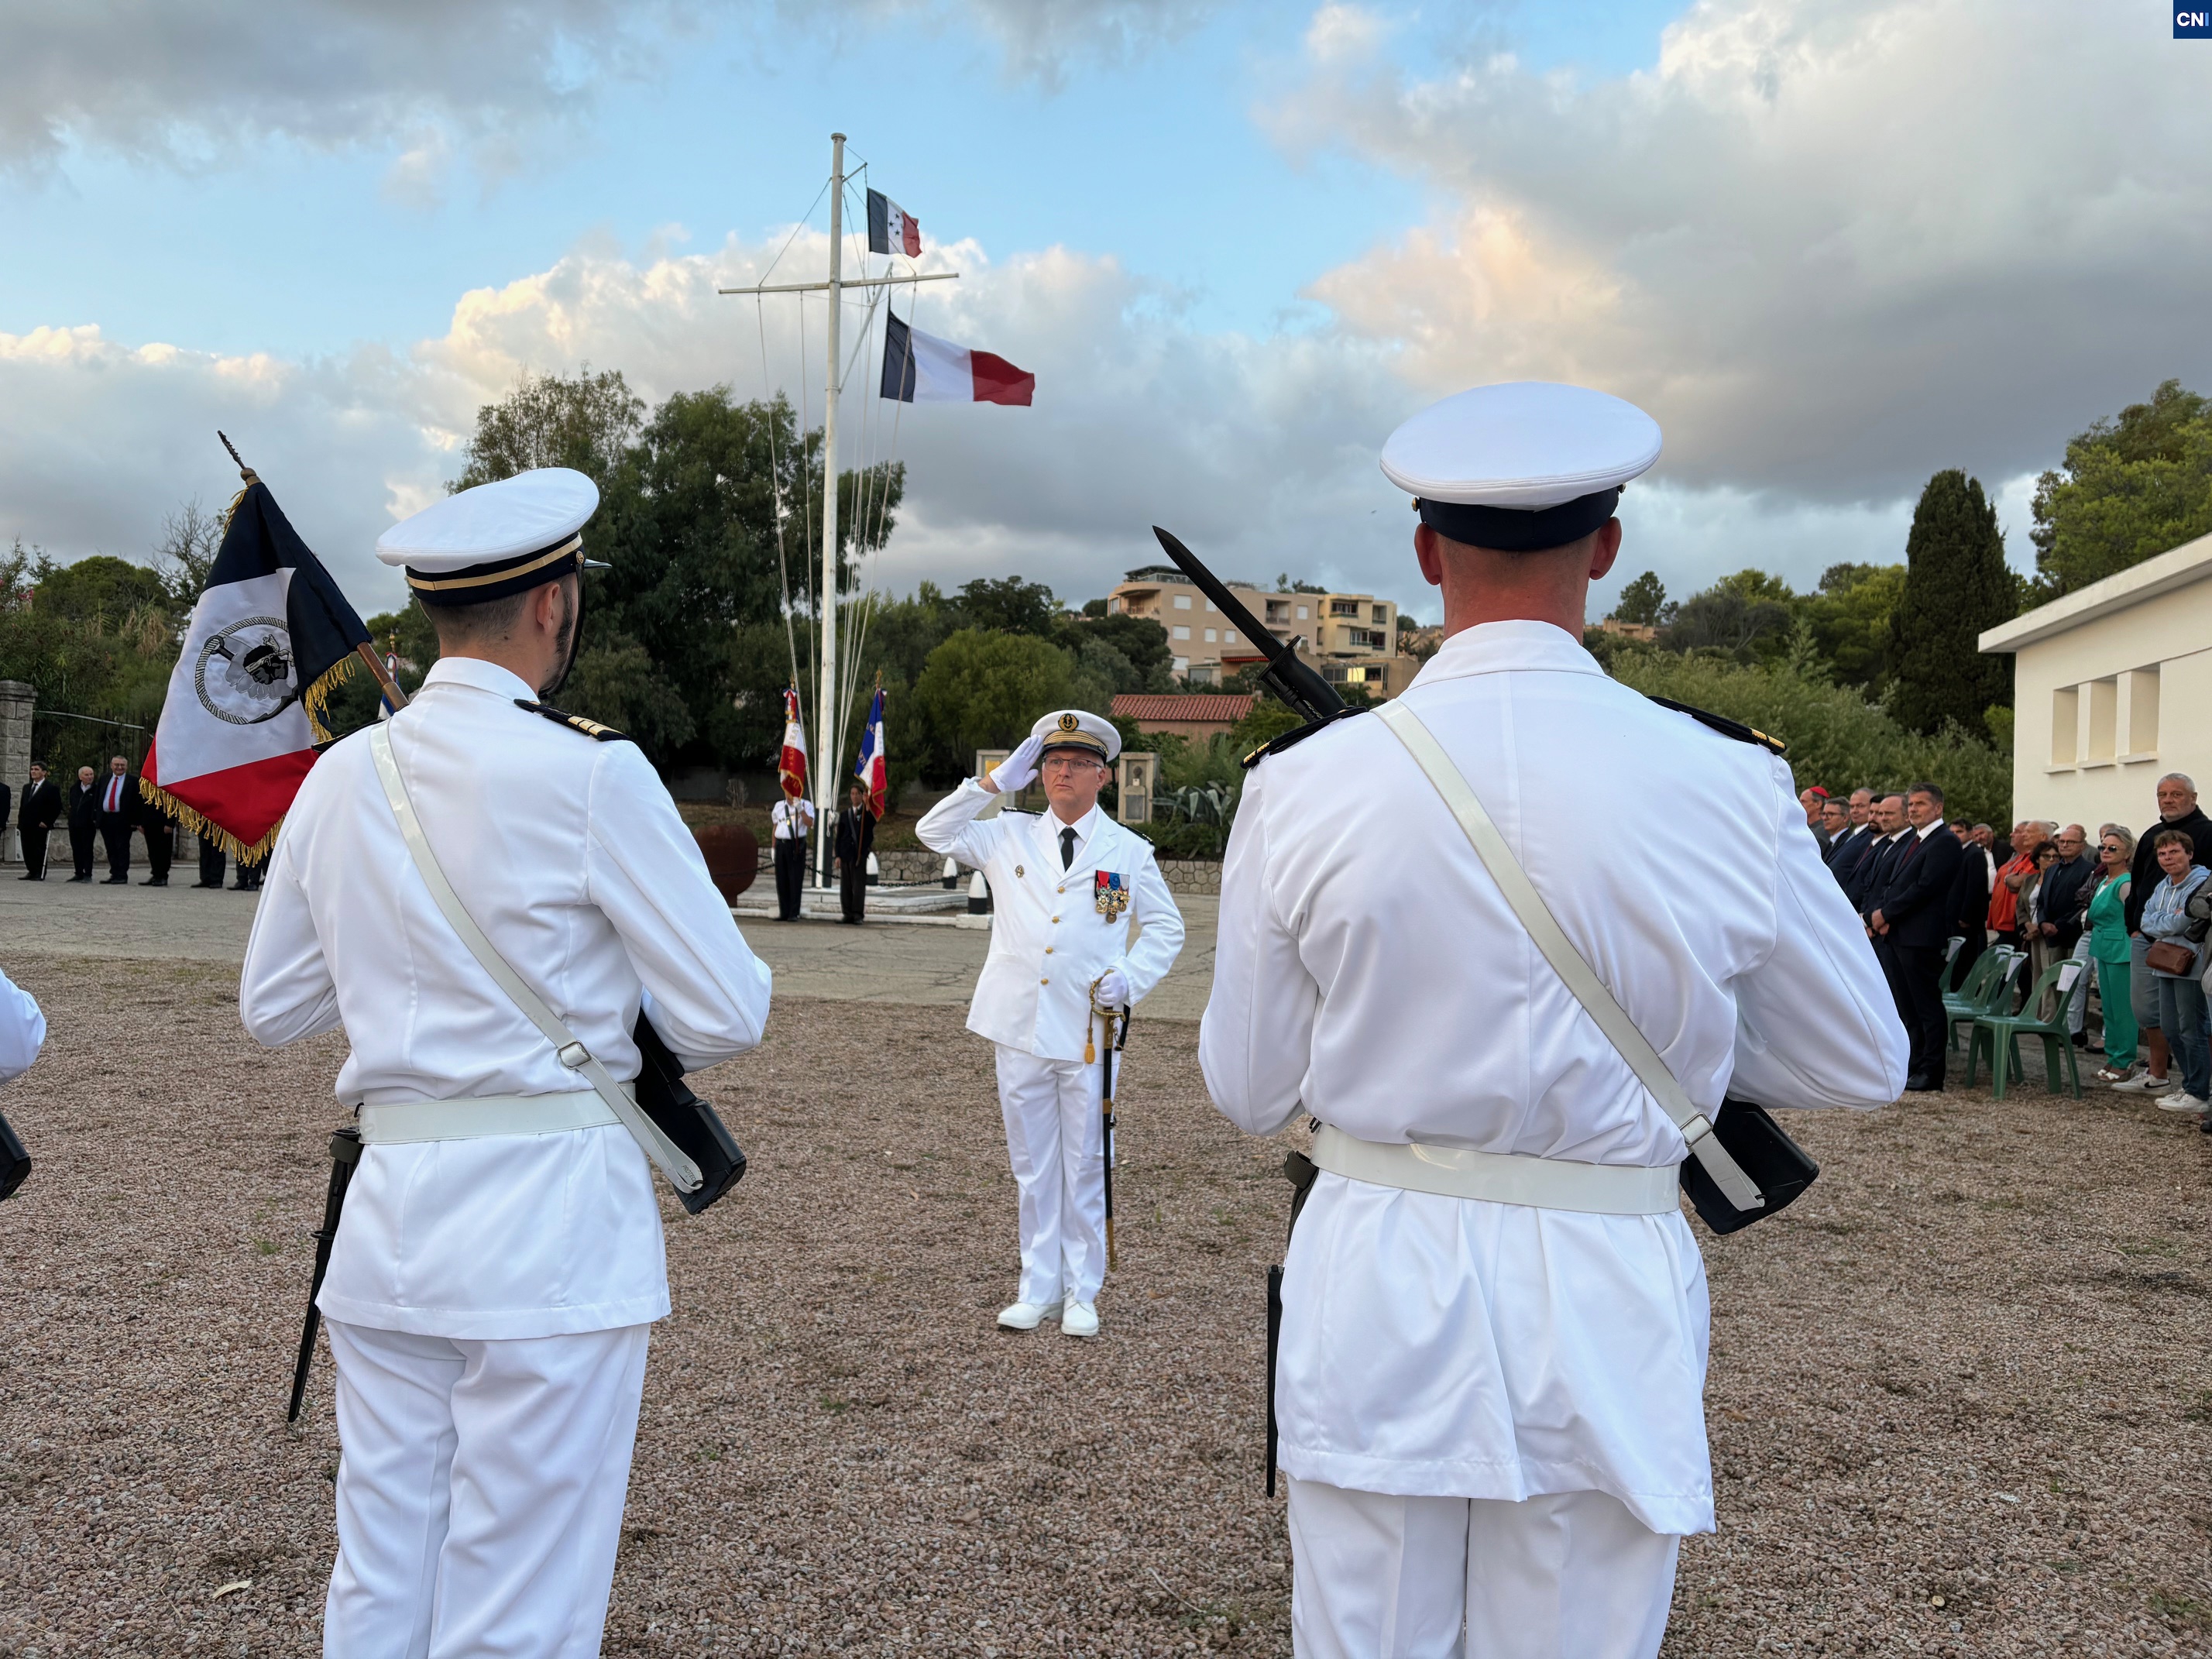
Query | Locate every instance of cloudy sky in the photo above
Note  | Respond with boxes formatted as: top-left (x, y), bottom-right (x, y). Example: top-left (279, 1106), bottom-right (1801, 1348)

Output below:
top-left (2, 1), bottom-right (2205, 624)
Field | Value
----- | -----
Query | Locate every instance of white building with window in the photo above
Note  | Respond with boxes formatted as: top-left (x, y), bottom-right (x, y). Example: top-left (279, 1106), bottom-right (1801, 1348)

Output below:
top-left (1108, 566), bottom-right (1407, 690)
top-left (1979, 530), bottom-right (2212, 830)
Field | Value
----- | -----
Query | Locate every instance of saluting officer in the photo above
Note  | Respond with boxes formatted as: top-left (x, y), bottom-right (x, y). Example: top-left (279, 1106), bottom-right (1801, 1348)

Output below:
top-left (240, 469), bottom-right (773, 1655)
top-left (917, 710), bottom-right (1185, 1338)
top-left (1200, 384), bottom-right (1908, 1657)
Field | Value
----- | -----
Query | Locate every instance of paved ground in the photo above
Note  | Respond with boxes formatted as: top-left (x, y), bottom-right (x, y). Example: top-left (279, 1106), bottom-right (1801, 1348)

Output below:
top-left (3, 925), bottom-right (2210, 1656)
top-left (0, 876), bottom-right (1218, 1022)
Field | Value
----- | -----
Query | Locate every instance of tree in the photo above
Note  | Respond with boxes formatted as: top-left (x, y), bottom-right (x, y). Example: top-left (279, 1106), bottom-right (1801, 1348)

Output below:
top-left (151, 498), bottom-right (224, 604)
top-left (952, 576), bottom-right (1060, 637)
top-left (1799, 562), bottom-right (1905, 695)
top-left (451, 367), bottom-right (644, 489)
top-left (910, 629), bottom-right (1092, 776)
top-left (2031, 380), bottom-right (2212, 599)
top-left (1058, 610), bottom-right (1173, 689)
top-left (33, 553), bottom-right (171, 625)
top-left (1612, 571), bottom-right (1667, 627)
top-left (1888, 470), bottom-right (2016, 741)
top-left (1662, 570), bottom-right (1795, 658)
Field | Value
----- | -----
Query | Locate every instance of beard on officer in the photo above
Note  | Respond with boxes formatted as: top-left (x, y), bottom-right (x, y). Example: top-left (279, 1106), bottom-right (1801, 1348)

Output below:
top-left (1200, 383), bottom-right (1908, 1658)
top-left (917, 709), bottom-right (1185, 1341)
top-left (240, 469), bottom-right (774, 1656)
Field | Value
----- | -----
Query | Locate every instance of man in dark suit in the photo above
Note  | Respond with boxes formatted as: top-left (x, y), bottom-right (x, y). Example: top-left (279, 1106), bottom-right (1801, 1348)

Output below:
top-left (16, 763), bottom-right (60, 881)
top-left (196, 833), bottom-right (228, 889)
top-left (1845, 793), bottom-right (1906, 913)
top-left (1946, 823), bottom-right (1994, 990)
top-left (833, 783), bottom-right (875, 925)
top-left (94, 757), bottom-right (138, 883)
top-left (1868, 781), bottom-right (1968, 1092)
top-left (133, 782), bottom-right (173, 887)
top-left (66, 764), bottom-right (100, 882)
top-left (1827, 787), bottom-right (1881, 891)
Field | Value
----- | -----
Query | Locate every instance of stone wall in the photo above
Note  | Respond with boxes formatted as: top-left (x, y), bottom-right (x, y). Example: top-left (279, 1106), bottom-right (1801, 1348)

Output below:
top-left (0, 682), bottom-right (30, 863)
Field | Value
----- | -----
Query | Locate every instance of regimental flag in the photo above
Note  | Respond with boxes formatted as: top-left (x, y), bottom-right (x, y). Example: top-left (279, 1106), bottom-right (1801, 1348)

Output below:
top-left (866, 189), bottom-right (922, 258)
top-left (142, 480), bottom-right (373, 859)
top-left (853, 687), bottom-right (887, 819)
top-left (778, 686), bottom-right (809, 802)
top-left (880, 310), bottom-right (1034, 407)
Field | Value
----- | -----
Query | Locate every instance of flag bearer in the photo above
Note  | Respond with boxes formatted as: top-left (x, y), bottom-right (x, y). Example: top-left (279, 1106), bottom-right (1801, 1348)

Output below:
top-left (1200, 383), bottom-right (1907, 1657)
top-left (917, 710), bottom-right (1184, 1338)
top-left (240, 468), bottom-right (773, 1656)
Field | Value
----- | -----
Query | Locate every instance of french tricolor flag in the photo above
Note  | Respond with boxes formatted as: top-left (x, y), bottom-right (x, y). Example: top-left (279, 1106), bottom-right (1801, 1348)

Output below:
top-left (853, 687), bottom-right (887, 819)
top-left (880, 310), bottom-right (1034, 407)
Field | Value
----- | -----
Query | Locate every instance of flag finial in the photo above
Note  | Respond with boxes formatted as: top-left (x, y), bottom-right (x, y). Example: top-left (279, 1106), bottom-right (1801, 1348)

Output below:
top-left (216, 431), bottom-right (259, 487)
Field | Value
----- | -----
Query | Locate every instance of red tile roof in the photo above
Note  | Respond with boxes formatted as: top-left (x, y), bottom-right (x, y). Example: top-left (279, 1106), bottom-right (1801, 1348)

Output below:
top-left (1111, 694), bottom-right (1257, 723)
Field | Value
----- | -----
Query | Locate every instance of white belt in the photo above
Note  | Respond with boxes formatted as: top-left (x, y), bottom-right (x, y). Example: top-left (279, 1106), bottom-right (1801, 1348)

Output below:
top-left (1310, 1124), bottom-right (1681, 1216)
top-left (357, 1089), bottom-right (625, 1146)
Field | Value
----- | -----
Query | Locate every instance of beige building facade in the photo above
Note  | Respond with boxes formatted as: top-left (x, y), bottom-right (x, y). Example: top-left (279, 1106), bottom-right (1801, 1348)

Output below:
top-left (1108, 565), bottom-right (1406, 692)
top-left (1979, 530), bottom-right (2212, 833)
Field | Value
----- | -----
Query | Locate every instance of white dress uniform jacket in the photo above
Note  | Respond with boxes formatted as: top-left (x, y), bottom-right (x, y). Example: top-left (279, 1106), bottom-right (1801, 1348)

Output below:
top-left (240, 656), bottom-right (773, 1339)
top-left (917, 782), bottom-right (1184, 1059)
top-left (1201, 621), bottom-right (1907, 1535)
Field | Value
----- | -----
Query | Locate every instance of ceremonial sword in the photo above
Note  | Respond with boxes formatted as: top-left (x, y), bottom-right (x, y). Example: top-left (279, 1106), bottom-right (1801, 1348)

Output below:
top-left (1088, 995), bottom-right (1132, 1271)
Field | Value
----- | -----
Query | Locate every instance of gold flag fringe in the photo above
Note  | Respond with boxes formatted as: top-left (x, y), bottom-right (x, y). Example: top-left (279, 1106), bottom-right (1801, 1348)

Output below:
top-left (138, 778), bottom-right (280, 865)
top-left (135, 652), bottom-right (367, 863)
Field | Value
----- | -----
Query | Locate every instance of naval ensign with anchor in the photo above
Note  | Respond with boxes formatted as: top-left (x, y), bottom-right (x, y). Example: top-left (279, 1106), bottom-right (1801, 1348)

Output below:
top-left (917, 709), bottom-right (1184, 1338)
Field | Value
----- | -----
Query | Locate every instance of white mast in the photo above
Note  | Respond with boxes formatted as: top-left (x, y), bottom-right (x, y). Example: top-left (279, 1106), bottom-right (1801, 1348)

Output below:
top-left (814, 132), bottom-right (846, 889)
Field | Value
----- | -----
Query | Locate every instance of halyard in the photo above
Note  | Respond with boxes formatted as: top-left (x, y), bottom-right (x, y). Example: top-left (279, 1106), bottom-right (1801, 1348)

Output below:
top-left (2, 946), bottom-right (2209, 1657)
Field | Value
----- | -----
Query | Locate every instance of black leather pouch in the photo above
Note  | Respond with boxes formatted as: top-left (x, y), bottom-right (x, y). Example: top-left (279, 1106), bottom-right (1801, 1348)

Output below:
top-left (1680, 1100), bottom-right (1819, 1235)
top-left (0, 1110), bottom-right (27, 1201)
top-left (633, 1015), bottom-right (747, 1216)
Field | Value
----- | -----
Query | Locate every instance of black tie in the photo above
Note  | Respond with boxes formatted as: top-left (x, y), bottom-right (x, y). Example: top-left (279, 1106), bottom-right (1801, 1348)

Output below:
top-left (1060, 826), bottom-right (1076, 871)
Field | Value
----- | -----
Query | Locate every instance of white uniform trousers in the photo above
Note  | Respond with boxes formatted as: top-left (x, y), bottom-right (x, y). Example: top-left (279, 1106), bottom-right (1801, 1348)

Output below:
top-left (994, 1043), bottom-right (1108, 1307)
top-left (324, 1319), bottom-right (651, 1659)
top-left (1286, 1478), bottom-right (1679, 1659)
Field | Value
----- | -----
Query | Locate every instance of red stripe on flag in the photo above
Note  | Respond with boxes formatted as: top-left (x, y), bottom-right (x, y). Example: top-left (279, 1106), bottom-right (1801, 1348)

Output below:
top-left (150, 744), bottom-right (320, 850)
top-left (969, 351), bottom-right (1034, 407)
top-left (901, 215), bottom-right (921, 258)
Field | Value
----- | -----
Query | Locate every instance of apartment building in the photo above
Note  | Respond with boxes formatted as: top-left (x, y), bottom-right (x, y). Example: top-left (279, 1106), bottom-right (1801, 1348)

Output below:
top-left (1108, 565), bottom-right (1403, 690)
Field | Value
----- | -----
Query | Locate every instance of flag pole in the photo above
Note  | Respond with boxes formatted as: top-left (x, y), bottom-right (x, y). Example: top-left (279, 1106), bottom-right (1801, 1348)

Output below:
top-left (217, 432), bottom-right (408, 713)
top-left (814, 132), bottom-right (846, 890)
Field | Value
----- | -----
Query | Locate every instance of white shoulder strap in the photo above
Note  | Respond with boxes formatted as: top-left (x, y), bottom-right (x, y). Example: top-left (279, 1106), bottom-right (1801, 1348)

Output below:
top-left (1374, 699), bottom-right (1763, 1211)
top-left (366, 724), bottom-right (702, 1192)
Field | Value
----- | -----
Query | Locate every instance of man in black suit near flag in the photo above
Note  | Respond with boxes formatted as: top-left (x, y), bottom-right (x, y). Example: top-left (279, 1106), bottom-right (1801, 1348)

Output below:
top-left (1867, 781), bottom-right (1966, 1092)
top-left (66, 765), bottom-right (99, 881)
top-left (95, 756), bottom-right (135, 883)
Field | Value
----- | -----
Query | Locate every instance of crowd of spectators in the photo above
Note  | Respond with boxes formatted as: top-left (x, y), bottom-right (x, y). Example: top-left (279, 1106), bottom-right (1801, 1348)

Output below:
top-left (1799, 773), bottom-right (2212, 1128)
top-left (27, 756), bottom-right (263, 891)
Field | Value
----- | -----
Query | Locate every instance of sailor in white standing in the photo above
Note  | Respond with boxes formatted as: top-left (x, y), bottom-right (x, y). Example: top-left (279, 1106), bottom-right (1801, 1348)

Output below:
top-left (917, 710), bottom-right (1185, 1338)
top-left (239, 468), bottom-right (773, 1656)
top-left (1200, 383), bottom-right (1908, 1657)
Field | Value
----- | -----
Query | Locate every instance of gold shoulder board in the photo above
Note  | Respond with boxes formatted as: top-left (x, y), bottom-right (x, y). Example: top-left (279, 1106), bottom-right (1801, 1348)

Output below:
top-left (513, 699), bottom-right (634, 744)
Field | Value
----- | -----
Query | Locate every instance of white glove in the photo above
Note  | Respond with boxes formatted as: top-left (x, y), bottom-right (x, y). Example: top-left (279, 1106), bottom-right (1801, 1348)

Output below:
top-left (1094, 967), bottom-right (1131, 1008)
top-left (989, 733), bottom-right (1045, 794)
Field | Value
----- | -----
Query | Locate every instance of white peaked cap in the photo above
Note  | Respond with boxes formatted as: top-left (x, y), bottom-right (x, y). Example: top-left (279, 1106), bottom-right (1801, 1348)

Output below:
top-left (1380, 383), bottom-right (1661, 507)
top-left (376, 468), bottom-right (602, 604)
top-left (1031, 709), bottom-right (1121, 763)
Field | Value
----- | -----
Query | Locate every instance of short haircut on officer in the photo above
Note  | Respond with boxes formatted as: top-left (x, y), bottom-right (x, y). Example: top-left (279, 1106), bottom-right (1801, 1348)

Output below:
top-left (428, 575), bottom-right (573, 651)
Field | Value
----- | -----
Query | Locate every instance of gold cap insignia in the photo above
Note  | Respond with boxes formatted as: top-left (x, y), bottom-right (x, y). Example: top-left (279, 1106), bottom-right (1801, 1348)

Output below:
top-left (1057, 713), bottom-right (1080, 733)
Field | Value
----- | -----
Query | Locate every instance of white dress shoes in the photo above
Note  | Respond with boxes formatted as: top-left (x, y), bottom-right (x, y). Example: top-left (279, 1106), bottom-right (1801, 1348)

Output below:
top-left (997, 1300), bottom-right (1063, 1331)
top-left (1060, 1301), bottom-right (1100, 1338)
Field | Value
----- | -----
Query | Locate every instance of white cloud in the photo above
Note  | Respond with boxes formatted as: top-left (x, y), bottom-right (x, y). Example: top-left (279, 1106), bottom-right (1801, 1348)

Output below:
top-left (1276, 0), bottom-right (2212, 508)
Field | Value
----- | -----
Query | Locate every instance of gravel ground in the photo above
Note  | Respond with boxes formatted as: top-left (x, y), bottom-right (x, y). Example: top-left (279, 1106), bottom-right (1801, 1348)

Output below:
top-left (2, 954), bottom-right (2210, 1657)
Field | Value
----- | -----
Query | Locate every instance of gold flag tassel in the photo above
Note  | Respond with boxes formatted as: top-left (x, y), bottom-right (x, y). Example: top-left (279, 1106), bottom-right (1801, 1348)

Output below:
top-left (136, 778), bottom-right (283, 866)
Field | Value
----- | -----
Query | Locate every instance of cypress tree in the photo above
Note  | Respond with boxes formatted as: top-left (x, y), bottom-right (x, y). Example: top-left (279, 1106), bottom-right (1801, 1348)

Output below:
top-left (1887, 469), bottom-right (2017, 740)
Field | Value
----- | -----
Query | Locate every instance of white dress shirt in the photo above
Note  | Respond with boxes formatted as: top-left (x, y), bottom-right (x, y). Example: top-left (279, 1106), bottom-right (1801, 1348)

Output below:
top-left (916, 783), bottom-right (1184, 1062)
top-left (1200, 620), bottom-right (1906, 1534)
top-left (240, 656), bottom-right (774, 1338)
top-left (771, 798), bottom-right (815, 840)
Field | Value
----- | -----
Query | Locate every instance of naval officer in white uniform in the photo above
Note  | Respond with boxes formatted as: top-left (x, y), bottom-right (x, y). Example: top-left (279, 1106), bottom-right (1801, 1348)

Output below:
top-left (240, 468), bottom-right (773, 1656)
top-left (1200, 383), bottom-right (1908, 1657)
top-left (917, 709), bottom-right (1184, 1338)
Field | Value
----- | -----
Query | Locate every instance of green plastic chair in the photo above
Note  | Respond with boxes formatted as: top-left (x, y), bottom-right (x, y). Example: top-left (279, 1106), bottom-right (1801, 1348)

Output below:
top-left (1964, 958), bottom-right (2085, 1099)
top-left (1944, 949), bottom-right (2018, 1053)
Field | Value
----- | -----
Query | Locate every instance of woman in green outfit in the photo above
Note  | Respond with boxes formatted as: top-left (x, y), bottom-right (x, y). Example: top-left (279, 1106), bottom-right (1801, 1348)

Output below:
top-left (2089, 826), bottom-right (2138, 1082)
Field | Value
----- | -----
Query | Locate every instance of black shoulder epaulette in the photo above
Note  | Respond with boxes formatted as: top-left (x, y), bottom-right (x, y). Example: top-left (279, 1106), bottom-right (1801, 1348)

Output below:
top-left (1644, 694), bottom-right (1786, 757)
top-left (514, 699), bottom-right (633, 744)
top-left (1240, 706), bottom-right (1366, 770)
